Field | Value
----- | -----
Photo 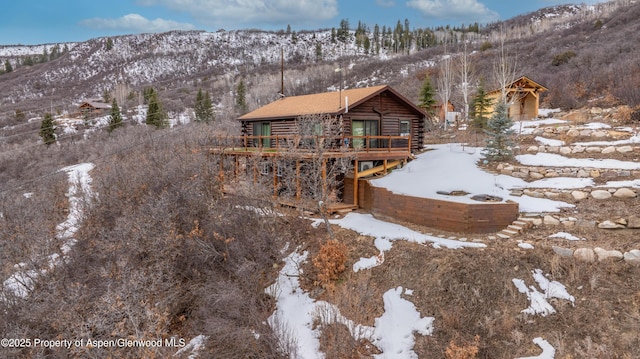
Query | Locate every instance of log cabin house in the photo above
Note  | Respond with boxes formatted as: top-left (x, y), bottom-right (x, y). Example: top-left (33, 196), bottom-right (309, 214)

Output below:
top-left (213, 85), bottom-right (427, 210)
top-left (78, 100), bottom-right (111, 118)
top-left (487, 76), bottom-right (548, 121)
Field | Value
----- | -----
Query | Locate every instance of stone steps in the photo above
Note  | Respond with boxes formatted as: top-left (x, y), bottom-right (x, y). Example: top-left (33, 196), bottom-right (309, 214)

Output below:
top-left (494, 217), bottom-right (536, 239)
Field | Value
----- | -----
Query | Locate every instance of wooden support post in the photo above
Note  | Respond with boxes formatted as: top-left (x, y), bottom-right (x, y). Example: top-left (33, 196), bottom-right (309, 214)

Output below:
top-left (353, 160), bottom-right (359, 206)
top-left (383, 159), bottom-right (388, 174)
top-left (273, 158), bottom-right (278, 197)
top-left (321, 158), bottom-right (327, 200)
top-left (296, 160), bottom-right (301, 202)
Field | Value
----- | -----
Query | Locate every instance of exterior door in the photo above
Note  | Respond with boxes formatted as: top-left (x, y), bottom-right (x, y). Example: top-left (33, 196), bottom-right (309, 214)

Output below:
top-left (252, 122), bottom-right (271, 148)
top-left (351, 120), bottom-right (379, 148)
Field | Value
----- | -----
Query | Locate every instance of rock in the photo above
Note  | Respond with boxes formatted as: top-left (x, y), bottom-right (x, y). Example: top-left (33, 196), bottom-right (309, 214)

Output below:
top-left (544, 171), bottom-right (559, 178)
top-left (532, 218), bottom-right (543, 226)
top-left (500, 169), bottom-right (513, 176)
top-left (613, 188), bottom-right (636, 198)
top-left (586, 147), bottom-right (602, 153)
top-left (594, 247), bottom-right (624, 261)
top-left (617, 145), bottom-right (634, 153)
top-left (574, 248), bottom-right (596, 262)
top-left (576, 169), bottom-right (589, 178)
top-left (559, 147), bottom-right (572, 155)
top-left (496, 163), bottom-right (505, 170)
top-left (592, 130), bottom-right (608, 138)
top-left (527, 145), bottom-right (539, 152)
top-left (572, 146), bottom-right (586, 153)
top-left (591, 190), bottom-right (612, 200)
top-left (590, 170), bottom-right (601, 178)
top-left (601, 171), bottom-right (618, 179)
top-left (524, 189), bottom-right (545, 198)
top-left (598, 220), bottom-right (625, 229)
top-left (624, 250), bottom-right (640, 265)
top-left (601, 146), bottom-right (616, 154)
top-left (530, 172), bottom-right (544, 180)
top-left (544, 215), bottom-right (560, 226)
top-left (579, 129), bottom-right (592, 137)
top-left (576, 220), bottom-right (597, 228)
top-left (571, 190), bottom-right (588, 200)
top-left (548, 146), bottom-right (560, 153)
top-left (566, 129), bottom-right (580, 137)
top-left (553, 246), bottom-right (574, 257)
top-left (627, 215), bottom-right (640, 229)
top-left (562, 220), bottom-right (576, 228)
top-left (512, 171), bottom-right (529, 178)
top-left (618, 170), bottom-right (631, 177)
top-left (614, 218), bottom-right (628, 226)
top-left (545, 191), bottom-right (561, 199)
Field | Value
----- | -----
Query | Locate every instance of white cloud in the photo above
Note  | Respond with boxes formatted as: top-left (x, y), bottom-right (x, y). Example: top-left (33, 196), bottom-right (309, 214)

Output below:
top-left (406, 0), bottom-right (500, 23)
top-left (80, 13), bottom-right (195, 32)
top-left (138, 0), bottom-right (338, 28)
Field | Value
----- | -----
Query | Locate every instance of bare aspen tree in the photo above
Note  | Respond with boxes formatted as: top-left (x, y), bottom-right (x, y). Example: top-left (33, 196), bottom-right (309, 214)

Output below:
top-left (456, 37), bottom-right (474, 123)
top-left (493, 25), bottom-right (519, 104)
top-left (437, 35), bottom-right (453, 129)
top-left (280, 114), bottom-right (355, 238)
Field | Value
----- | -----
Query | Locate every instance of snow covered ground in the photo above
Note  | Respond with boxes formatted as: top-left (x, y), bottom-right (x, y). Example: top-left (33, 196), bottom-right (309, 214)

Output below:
top-left (269, 115), bottom-right (640, 357)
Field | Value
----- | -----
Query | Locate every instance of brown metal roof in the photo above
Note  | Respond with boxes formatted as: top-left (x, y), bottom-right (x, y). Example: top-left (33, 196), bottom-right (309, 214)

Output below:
top-left (488, 76), bottom-right (548, 95)
top-left (238, 85), bottom-right (425, 121)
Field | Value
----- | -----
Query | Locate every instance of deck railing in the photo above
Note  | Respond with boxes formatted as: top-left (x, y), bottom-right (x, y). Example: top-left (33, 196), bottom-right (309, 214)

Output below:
top-left (211, 135), bottom-right (411, 154)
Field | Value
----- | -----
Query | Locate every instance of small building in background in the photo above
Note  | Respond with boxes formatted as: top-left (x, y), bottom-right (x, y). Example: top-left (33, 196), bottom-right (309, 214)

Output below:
top-left (78, 100), bottom-right (111, 118)
top-left (487, 76), bottom-right (548, 121)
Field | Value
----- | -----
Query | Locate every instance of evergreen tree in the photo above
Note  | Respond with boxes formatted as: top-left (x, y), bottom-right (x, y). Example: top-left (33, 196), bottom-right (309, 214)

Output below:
top-left (108, 98), bottom-right (123, 132)
top-left (4, 60), bottom-right (12, 73)
top-left (315, 43), bottom-right (322, 61)
top-left (236, 79), bottom-right (247, 114)
top-left (39, 113), bottom-right (56, 146)
top-left (106, 38), bottom-right (114, 51)
top-left (194, 88), bottom-right (214, 123)
top-left (145, 91), bottom-right (167, 128)
top-left (482, 102), bottom-right (514, 162)
top-left (470, 82), bottom-right (493, 130)
top-left (418, 74), bottom-right (437, 118)
top-left (143, 87), bottom-right (156, 104)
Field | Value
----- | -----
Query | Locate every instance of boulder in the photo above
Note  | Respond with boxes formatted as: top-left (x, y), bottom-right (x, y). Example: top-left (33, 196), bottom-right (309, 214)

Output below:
top-left (552, 246), bottom-right (574, 258)
top-left (613, 188), bottom-right (636, 198)
top-left (576, 220), bottom-right (597, 228)
top-left (594, 247), bottom-right (624, 261)
top-left (590, 170), bottom-right (601, 178)
top-left (545, 171), bottom-right (559, 178)
top-left (572, 146), bottom-right (586, 153)
top-left (577, 169), bottom-right (589, 178)
top-left (559, 147), bottom-right (572, 155)
top-left (530, 172), bottom-right (544, 180)
top-left (598, 220), bottom-right (625, 229)
top-left (571, 190), bottom-right (588, 200)
top-left (566, 129), bottom-right (580, 137)
top-left (624, 250), bottom-right (640, 265)
top-left (592, 130), bottom-right (608, 138)
top-left (586, 147), bottom-right (602, 153)
top-left (544, 215), bottom-right (560, 226)
top-left (524, 189), bottom-right (545, 198)
top-left (601, 146), bottom-right (616, 154)
top-left (527, 145), bottom-right (539, 152)
top-left (627, 215), bottom-right (640, 229)
top-left (591, 190), bottom-right (612, 200)
top-left (617, 145), bottom-right (634, 153)
top-left (574, 248), bottom-right (596, 262)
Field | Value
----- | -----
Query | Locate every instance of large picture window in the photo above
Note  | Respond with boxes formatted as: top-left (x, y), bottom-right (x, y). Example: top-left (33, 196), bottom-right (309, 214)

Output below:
top-left (351, 120), bottom-right (379, 148)
top-left (399, 120), bottom-right (411, 137)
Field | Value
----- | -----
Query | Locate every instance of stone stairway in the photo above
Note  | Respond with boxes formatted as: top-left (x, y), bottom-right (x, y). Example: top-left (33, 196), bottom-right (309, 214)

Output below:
top-left (493, 217), bottom-right (536, 239)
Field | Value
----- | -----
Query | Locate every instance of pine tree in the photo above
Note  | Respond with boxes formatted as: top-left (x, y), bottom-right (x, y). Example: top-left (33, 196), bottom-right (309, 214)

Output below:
top-left (418, 74), bottom-right (437, 118)
top-left (108, 98), bottom-right (123, 132)
top-left (470, 82), bottom-right (493, 130)
top-left (482, 102), bottom-right (514, 162)
top-left (145, 91), bottom-right (167, 128)
top-left (194, 88), bottom-right (214, 123)
top-left (236, 79), bottom-right (247, 114)
top-left (106, 38), bottom-right (113, 51)
top-left (4, 60), bottom-right (12, 73)
top-left (39, 113), bottom-right (56, 146)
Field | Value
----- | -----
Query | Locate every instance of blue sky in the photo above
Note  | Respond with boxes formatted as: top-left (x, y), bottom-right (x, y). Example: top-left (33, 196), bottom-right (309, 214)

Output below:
top-left (1, 0), bottom-right (608, 45)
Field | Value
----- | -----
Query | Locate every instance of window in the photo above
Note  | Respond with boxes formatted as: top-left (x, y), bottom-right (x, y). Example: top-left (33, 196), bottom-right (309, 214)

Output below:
top-left (352, 120), bottom-right (379, 148)
top-left (252, 122), bottom-right (271, 148)
top-left (399, 120), bottom-right (411, 137)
